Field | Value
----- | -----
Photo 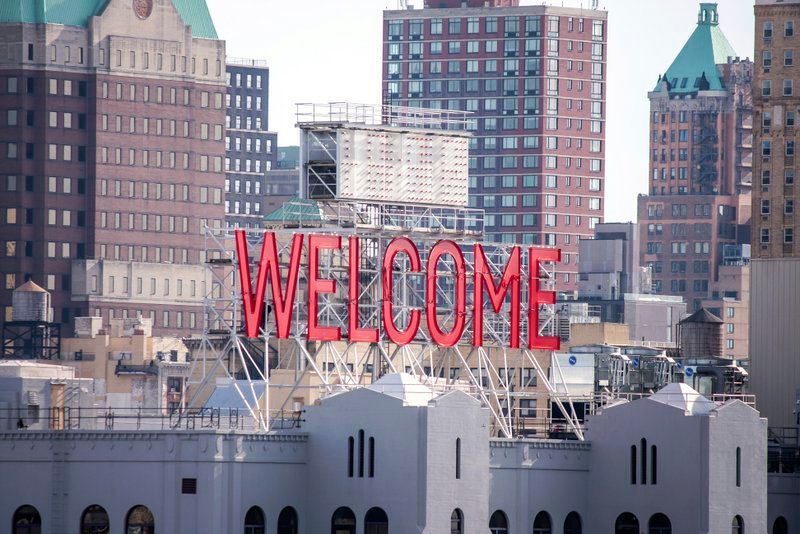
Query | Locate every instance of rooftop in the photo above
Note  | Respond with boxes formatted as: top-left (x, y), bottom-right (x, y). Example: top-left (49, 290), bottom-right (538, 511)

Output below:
top-left (0, 0), bottom-right (218, 39)
top-left (366, 373), bottom-right (436, 406)
top-left (654, 3), bottom-right (737, 94)
top-left (647, 383), bottom-right (716, 415)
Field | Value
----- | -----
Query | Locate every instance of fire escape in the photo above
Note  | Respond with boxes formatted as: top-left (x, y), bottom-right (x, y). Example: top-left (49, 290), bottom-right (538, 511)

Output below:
top-left (695, 109), bottom-right (720, 194)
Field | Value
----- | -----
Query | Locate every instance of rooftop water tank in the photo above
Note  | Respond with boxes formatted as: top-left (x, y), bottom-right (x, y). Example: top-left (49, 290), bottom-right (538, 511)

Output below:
top-left (11, 281), bottom-right (52, 322)
top-left (678, 308), bottom-right (723, 359)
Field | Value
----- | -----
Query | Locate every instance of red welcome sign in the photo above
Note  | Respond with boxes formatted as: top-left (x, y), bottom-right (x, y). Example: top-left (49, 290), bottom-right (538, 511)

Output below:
top-left (236, 230), bottom-right (561, 351)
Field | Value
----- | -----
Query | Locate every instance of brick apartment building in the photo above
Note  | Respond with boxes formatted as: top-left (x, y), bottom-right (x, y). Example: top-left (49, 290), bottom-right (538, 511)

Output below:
top-left (225, 58), bottom-right (277, 228)
top-left (0, 0), bottom-right (226, 335)
top-left (637, 3), bottom-right (752, 332)
top-left (382, 0), bottom-right (607, 291)
top-left (751, 0), bottom-right (800, 426)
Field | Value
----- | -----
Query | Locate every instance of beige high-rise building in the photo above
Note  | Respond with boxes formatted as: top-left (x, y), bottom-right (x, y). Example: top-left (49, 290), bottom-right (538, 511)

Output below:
top-left (751, 0), bottom-right (800, 427)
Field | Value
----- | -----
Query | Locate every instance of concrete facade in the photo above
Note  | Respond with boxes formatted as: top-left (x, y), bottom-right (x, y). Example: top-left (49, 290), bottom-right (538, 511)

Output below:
top-left (750, 258), bottom-right (800, 427)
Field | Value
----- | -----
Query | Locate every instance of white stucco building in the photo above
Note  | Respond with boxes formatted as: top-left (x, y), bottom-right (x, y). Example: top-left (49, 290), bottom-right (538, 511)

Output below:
top-left (0, 372), bottom-right (773, 534)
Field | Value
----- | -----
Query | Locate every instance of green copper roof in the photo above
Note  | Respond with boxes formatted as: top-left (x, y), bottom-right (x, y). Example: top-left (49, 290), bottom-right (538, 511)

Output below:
top-left (263, 198), bottom-right (323, 225)
top-left (0, 0), bottom-right (218, 39)
top-left (654, 3), bottom-right (737, 94)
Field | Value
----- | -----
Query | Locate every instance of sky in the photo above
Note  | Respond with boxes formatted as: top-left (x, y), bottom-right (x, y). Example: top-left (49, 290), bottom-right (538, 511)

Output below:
top-left (205, 0), bottom-right (755, 223)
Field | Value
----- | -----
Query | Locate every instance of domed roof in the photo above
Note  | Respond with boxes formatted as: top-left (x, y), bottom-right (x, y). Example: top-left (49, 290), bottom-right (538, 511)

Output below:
top-left (367, 373), bottom-right (435, 406)
top-left (13, 280), bottom-right (46, 293)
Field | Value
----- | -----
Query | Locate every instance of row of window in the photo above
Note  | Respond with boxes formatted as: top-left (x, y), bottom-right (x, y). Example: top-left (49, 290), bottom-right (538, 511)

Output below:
top-left (760, 168), bottom-right (795, 186)
top-left (761, 78), bottom-right (796, 97)
top-left (760, 198), bottom-right (795, 216)
top-left (98, 114), bottom-right (222, 140)
top-left (387, 14), bottom-right (603, 39)
top-left (759, 227), bottom-right (795, 245)
top-left (386, 75), bottom-right (599, 97)
top-left (227, 71), bottom-right (264, 89)
top-left (226, 136), bottom-right (273, 154)
top-left (227, 93), bottom-right (263, 110)
top-left (471, 193), bottom-right (600, 209)
top-left (646, 222), bottom-right (713, 237)
top-left (464, 154), bottom-right (602, 172)
top-left (470, 174), bottom-right (601, 190)
top-left (386, 58), bottom-right (601, 83)
top-left (390, 37), bottom-right (601, 58)
top-left (762, 19), bottom-right (795, 39)
top-left (644, 241), bottom-right (712, 254)
top-left (648, 260), bottom-right (711, 274)
top-left (645, 203), bottom-right (718, 219)
top-left (5, 174), bottom-right (84, 194)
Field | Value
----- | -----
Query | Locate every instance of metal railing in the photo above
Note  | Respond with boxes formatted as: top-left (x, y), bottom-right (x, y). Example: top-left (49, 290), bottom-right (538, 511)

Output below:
top-left (226, 57), bottom-right (268, 68)
top-left (0, 407), bottom-right (304, 433)
top-left (295, 102), bottom-right (470, 131)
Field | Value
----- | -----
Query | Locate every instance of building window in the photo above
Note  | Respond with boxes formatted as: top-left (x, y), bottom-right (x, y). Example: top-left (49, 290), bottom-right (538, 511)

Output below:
top-left (732, 515), bottom-right (744, 534)
top-left (244, 506), bottom-right (265, 534)
top-left (773, 517), bottom-right (788, 534)
top-left (564, 512), bottom-right (582, 534)
top-left (533, 511), bottom-right (552, 534)
top-left (489, 510), bottom-right (508, 534)
top-left (12, 505), bottom-right (41, 533)
top-left (331, 507), bottom-right (356, 534)
top-left (368, 436), bottom-right (375, 478)
top-left (736, 447), bottom-right (741, 487)
top-left (125, 505), bottom-right (154, 534)
top-left (456, 438), bottom-right (461, 479)
top-left (364, 508), bottom-right (388, 534)
top-left (80, 504), bottom-right (110, 534)
top-left (358, 429), bottom-right (365, 477)
top-left (347, 436), bottom-right (354, 477)
top-left (630, 445), bottom-right (637, 484)
top-left (648, 513), bottom-right (671, 534)
top-left (651, 445), bottom-right (658, 485)
top-left (277, 506), bottom-right (298, 534)
top-left (451, 509), bottom-right (464, 534)
top-left (615, 513), bottom-right (639, 534)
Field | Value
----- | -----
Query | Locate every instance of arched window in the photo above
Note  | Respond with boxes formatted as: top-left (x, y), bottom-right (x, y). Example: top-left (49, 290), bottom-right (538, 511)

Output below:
top-left (80, 505), bottom-right (109, 534)
top-left (732, 515), bottom-right (744, 534)
top-left (450, 509), bottom-right (463, 534)
top-left (12, 505), bottom-right (41, 534)
top-left (773, 516), bottom-right (788, 534)
top-left (533, 511), bottom-right (551, 534)
top-left (277, 506), bottom-right (298, 534)
top-left (630, 445), bottom-right (637, 484)
top-left (364, 507), bottom-right (388, 534)
top-left (648, 513), bottom-right (671, 534)
top-left (125, 505), bottom-right (154, 534)
top-left (243, 506), bottom-right (265, 534)
top-left (563, 511), bottom-right (582, 534)
top-left (331, 506), bottom-right (356, 534)
top-left (640, 438), bottom-right (648, 484)
top-left (615, 512), bottom-right (639, 534)
top-left (489, 510), bottom-right (508, 534)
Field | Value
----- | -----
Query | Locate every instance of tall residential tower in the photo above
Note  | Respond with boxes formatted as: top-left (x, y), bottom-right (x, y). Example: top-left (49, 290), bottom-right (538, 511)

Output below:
top-left (382, 0), bottom-right (608, 291)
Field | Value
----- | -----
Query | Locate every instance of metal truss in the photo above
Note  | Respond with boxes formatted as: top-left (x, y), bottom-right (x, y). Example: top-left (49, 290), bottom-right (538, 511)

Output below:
top-left (188, 214), bottom-right (585, 439)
